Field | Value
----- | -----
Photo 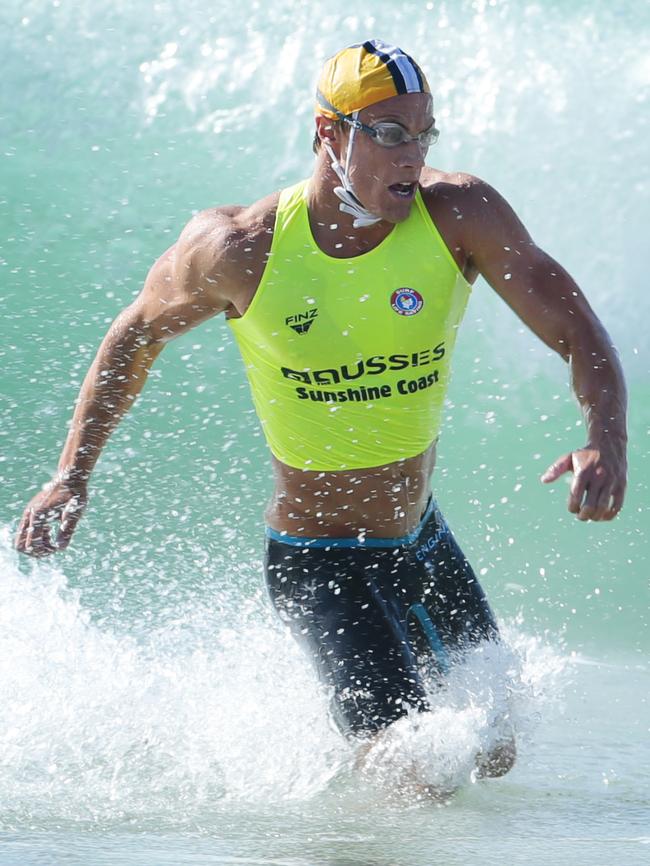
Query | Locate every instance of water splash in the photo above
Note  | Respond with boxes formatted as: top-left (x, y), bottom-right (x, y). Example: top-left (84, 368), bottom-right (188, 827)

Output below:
top-left (0, 529), bottom-right (344, 827)
top-left (358, 627), bottom-right (567, 798)
top-left (0, 529), bottom-right (566, 827)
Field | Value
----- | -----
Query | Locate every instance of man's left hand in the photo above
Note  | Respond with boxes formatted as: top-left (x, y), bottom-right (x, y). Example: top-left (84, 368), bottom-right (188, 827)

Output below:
top-left (541, 444), bottom-right (627, 521)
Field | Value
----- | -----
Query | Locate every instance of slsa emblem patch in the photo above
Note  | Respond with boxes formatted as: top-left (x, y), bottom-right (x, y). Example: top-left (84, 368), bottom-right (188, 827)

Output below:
top-left (391, 288), bottom-right (424, 316)
top-left (286, 308), bottom-right (319, 334)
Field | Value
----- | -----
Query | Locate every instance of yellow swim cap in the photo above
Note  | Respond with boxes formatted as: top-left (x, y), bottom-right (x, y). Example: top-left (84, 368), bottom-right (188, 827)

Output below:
top-left (316, 39), bottom-right (430, 121)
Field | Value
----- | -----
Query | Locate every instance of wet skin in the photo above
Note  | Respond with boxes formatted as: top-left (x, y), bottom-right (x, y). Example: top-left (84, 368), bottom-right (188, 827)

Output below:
top-left (15, 92), bottom-right (627, 555)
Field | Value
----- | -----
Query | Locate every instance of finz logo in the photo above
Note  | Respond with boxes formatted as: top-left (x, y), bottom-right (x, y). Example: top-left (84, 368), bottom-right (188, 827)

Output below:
top-left (285, 308), bottom-right (319, 334)
top-left (391, 288), bottom-right (424, 316)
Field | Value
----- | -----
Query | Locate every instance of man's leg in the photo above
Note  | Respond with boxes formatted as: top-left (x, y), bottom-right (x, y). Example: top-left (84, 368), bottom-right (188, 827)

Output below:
top-left (265, 517), bottom-right (516, 777)
top-left (394, 502), bottom-right (516, 777)
top-left (265, 539), bottom-right (428, 737)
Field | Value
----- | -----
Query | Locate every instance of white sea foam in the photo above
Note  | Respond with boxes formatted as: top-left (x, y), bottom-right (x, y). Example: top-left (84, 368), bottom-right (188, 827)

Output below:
top-left (0, 529), bottom-right (568, 826)
top-left (358, 624), bottom-right (567, 798)
top-left (0, 531), bottom-right (345, 825)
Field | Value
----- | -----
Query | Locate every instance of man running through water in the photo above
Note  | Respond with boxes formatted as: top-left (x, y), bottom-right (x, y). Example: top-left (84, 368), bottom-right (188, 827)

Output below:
top-left (15, 41), bottom-right (627, 778)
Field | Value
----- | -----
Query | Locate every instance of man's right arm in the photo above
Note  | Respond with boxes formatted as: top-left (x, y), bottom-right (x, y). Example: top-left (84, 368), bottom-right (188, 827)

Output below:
top-left (15, 211), bottom-right (236, 557)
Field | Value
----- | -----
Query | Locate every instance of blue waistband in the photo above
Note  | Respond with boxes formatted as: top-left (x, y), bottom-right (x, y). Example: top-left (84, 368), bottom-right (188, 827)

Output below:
top-left (265, 496), bottom-right (436, 548)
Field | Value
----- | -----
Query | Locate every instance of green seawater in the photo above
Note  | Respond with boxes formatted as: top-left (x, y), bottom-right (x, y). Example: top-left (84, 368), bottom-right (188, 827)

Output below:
top-left (1, 1), bottom-right (648, 863)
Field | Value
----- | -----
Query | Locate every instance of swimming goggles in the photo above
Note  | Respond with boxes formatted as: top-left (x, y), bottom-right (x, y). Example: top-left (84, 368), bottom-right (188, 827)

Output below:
top-left (316, 90), bottom-right (439, 149)
top-left (342, 116), bottom-right (440, 149)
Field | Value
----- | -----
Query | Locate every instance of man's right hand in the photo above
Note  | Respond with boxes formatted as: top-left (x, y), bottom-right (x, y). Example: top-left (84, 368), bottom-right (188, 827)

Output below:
top-left (15, 477), bottom-right (88, 557)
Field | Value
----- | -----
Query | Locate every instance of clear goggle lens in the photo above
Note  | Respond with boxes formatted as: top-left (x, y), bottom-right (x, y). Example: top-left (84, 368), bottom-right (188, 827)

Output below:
top-left (371, 122), bottom-right (440, 148)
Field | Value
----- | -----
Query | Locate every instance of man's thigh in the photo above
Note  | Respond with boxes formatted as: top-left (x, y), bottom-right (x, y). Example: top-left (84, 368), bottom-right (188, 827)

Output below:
top-left (265, 542), bottom-right (428, 736)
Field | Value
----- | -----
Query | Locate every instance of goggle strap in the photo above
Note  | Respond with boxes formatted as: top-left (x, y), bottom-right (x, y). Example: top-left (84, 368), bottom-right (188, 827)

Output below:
top-left (316, 90), bottom-right (364, 131)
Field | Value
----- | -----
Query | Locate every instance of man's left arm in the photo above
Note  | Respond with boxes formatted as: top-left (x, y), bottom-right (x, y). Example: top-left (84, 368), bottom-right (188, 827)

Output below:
top-left (462, 177), bottom-right (627, 521)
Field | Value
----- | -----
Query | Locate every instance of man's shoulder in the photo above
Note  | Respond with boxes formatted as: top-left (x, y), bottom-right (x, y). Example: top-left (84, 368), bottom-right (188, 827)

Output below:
top-left (418, 169), bottom-right (515, 249)
top-left (177, 190), bottom-right (281, 274)
top-left (419, 167), bottom-right (490, 206)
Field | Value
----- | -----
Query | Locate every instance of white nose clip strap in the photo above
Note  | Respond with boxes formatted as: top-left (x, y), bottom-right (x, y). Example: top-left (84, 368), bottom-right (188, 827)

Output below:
top-left (323, 111), bottom-right (382, 229)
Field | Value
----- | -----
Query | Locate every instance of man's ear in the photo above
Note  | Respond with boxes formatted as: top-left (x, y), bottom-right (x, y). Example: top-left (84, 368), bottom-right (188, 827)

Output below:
top-left (315, 115), bottom-right (339, 152)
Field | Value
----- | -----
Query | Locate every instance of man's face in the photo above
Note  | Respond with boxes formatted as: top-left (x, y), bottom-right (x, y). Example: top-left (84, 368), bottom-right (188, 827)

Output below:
top-left (336, 92), bottom-right (433, 225)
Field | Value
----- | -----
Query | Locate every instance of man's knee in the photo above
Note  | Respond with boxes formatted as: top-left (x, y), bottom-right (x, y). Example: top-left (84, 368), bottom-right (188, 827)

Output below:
top-left (475, 736), bottom-right (517, 778)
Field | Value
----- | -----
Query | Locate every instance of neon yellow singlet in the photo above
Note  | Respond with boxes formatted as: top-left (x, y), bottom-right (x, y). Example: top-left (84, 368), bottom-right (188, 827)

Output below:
top-left (228, 180), bottom-right (471, 471)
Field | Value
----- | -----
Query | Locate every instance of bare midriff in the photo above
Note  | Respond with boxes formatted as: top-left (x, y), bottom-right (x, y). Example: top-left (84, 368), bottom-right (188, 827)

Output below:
top-left (265, 440), bottom-right (437, 538)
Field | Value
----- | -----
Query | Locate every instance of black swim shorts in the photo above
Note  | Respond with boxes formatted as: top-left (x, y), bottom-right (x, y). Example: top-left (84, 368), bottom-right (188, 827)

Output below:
top-left (265, 498), bottom-right (498, 738)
